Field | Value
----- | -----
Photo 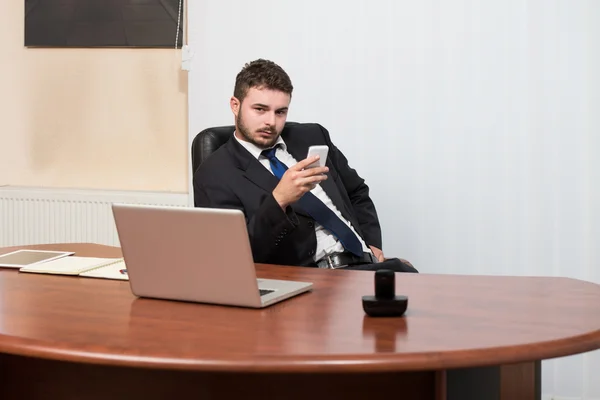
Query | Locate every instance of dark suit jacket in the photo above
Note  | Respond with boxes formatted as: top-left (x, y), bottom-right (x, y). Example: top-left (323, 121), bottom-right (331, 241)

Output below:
top-left (193, 123), bottom-right (382, 267)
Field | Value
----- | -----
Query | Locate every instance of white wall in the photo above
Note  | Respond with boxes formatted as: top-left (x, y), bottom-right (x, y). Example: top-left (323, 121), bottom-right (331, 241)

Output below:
top-left (187, 1), bottom-right (600, 398)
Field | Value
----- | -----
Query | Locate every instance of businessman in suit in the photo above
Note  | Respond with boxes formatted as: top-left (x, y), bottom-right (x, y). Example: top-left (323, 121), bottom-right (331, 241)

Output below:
top-left (193, 59), bottom-right (416, 272)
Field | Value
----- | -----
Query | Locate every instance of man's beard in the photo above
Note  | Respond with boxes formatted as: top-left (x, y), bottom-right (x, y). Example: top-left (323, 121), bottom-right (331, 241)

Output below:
top-left (236, 110), bottom-right (278, 149)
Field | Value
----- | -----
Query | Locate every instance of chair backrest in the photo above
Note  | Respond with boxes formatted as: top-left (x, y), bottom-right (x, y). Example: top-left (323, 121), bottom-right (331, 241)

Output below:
top-left (191, 125), bottom-right (235, 175)
top-left (191, 122), bottom-right (299, 175)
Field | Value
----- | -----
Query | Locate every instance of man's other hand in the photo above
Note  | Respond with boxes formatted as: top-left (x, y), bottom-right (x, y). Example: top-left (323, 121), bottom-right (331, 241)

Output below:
top-left (369, 245), bottom-right (385, 262)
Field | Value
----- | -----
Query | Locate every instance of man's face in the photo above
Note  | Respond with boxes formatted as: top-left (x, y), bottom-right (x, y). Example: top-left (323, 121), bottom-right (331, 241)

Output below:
top-left (231, 87), bottom-right (290, 149)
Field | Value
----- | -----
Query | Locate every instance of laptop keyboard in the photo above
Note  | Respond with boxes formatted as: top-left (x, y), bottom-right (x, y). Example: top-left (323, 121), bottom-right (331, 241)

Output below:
top-left (259, 289), bottom-right (275, 296)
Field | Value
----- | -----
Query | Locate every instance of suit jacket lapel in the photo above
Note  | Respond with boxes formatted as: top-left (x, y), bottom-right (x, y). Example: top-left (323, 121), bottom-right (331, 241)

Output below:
top-left (226, 138), bottom-right (279, 194)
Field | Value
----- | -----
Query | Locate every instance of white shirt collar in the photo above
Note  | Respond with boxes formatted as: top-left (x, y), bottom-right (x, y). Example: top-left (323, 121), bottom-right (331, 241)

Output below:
top-left (233, 131), bottom-right (287, 160)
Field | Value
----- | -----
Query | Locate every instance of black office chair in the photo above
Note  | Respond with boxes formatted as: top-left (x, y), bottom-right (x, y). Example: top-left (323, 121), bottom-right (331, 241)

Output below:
top-left (190, 125), bottom-right (235, 176)
top-left (190, 122), bottom-right (299, 175)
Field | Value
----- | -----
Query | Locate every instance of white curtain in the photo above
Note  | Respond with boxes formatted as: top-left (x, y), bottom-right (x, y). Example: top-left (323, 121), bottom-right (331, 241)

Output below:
top-left (187, 1), bottom-right (600, 398)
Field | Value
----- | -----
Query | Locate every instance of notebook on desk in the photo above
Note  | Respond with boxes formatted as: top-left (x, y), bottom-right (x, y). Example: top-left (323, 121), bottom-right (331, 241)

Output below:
top-left (19, 256), bottom-right (128, 281)
top-left (111, 203), bottom-right (313, 308)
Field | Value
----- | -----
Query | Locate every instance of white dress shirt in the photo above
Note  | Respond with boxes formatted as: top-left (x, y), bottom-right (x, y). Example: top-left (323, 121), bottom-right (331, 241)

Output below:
top-left (234, 133), bottom-right (371, 262)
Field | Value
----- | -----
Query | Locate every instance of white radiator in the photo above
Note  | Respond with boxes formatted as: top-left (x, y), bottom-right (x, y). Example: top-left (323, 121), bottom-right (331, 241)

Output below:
top-left (0, 186), bottom-right (190, 247)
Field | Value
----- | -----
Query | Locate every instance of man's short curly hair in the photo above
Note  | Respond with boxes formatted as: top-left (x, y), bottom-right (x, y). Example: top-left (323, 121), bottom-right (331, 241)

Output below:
top-left (233, 59), bottom-right (293, 102)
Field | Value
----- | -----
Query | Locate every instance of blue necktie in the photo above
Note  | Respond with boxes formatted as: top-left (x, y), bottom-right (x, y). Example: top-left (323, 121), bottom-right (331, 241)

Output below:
top-left (262, 147), bottom-right (364, 257)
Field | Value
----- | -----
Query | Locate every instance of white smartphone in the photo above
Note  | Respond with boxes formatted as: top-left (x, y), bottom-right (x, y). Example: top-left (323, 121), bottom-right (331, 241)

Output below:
top-left (305, 145), bottom-right (329, 169)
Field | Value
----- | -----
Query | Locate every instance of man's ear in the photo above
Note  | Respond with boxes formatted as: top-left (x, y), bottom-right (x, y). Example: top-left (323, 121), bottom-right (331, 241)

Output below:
top-left (230, 96), bottom-right (240, 116)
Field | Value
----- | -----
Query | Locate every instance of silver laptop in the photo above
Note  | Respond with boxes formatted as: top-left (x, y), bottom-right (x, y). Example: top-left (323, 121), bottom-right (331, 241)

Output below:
top-left (111, 203), bottom-right (312, 308)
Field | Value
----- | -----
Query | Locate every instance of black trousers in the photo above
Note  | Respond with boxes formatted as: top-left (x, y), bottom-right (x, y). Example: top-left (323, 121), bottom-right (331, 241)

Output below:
top-left (343, 257), bottom-right (419, 273)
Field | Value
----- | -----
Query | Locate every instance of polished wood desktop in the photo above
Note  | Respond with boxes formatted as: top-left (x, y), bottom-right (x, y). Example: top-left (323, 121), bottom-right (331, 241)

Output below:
top-left (1, 243), bottom-right (599, 400)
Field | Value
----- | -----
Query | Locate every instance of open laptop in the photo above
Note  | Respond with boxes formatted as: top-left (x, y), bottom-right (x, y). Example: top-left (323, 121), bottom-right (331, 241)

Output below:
top-left (111, 203), bottom-right (313, 308)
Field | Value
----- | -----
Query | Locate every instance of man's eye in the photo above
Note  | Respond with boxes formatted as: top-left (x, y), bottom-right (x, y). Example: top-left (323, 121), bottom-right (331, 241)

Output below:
top-left (255, 108), bottom-right (264, 112)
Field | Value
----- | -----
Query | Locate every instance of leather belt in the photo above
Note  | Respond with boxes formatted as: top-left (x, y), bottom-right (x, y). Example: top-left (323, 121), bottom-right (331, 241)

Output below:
top-left (316, 252), bottom-right (377, 269)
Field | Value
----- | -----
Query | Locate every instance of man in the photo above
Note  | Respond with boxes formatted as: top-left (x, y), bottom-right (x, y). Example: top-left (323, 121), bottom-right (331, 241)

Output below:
top-left (193, 59), bottom-right (416, 272)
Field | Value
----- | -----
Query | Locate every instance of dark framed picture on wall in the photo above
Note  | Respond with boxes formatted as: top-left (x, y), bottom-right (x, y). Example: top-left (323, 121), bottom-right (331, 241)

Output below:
top-left (24, 0), bottom-right (184, 48)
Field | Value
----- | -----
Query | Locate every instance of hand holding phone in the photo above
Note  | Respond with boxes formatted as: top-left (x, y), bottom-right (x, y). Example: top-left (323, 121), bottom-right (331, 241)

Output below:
top-left (272, 145), bottom-right (329, 209)
top-left (305, 145), bottom-right (329, 169)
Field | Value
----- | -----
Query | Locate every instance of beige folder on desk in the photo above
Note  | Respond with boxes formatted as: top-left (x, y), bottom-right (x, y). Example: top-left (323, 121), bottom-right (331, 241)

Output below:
top-left (19, 256), bottom-right (128, 281)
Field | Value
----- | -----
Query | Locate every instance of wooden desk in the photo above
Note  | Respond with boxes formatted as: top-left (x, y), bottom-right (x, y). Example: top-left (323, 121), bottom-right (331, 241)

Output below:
top-left (1, 243), bottom-right (599, 400)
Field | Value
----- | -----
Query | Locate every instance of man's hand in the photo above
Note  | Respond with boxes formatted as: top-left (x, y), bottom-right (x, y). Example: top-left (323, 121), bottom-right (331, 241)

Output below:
top-left (399, 258), bottom-right (414, 267)
top-left (272, 156), bottom-right (329, 209)
top-left (369, 245), bottom-right (385, 262)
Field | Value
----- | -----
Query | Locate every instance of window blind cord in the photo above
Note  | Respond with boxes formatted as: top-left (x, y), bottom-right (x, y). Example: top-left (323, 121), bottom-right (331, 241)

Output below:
top-left (175, 0), bottom-right (183, 49)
